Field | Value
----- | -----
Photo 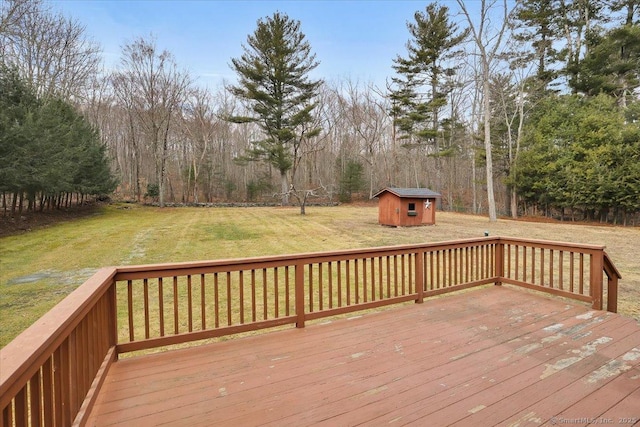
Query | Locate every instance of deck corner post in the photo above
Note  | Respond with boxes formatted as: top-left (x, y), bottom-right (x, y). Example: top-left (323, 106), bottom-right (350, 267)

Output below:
top-left (295, 262), bottom-right (306, 328)
top-left (590, 251), bottom-right (604, 311)
top-left (415, 250), bottom-right (425, 304)
top-left (495, 240), bottom-right (504, 286)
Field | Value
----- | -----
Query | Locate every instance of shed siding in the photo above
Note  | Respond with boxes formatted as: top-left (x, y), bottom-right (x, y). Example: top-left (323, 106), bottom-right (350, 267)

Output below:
top-left (402, 198), bottom-right (423, 227)
top-left (378, 193), bottom-right (400, 226)
top-left (422, 198), bottom-right (436, 225)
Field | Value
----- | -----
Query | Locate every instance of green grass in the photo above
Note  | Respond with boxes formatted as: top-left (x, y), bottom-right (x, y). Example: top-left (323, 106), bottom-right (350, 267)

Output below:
top-left (2, 203), bottom-right (639, 347)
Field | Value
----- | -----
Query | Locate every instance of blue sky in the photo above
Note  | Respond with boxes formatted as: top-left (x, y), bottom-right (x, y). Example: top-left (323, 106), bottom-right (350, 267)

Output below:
top-left (51, 0), bottom-right (473, 90)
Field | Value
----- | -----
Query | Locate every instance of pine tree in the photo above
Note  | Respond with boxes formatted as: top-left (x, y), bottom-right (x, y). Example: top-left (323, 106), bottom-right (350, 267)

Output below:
top-left (0, 65), bottom-right (37, 197)
top-left (229, 12), bottom-right (322, 205)
top-left (572, 25), bottom-right (640, 108)
top-left (388, 3), bottom-right (467, 189)
top-left (0, 65), bottom-right (116, 211)
top-left (510, 0), bottom-right (559, 89)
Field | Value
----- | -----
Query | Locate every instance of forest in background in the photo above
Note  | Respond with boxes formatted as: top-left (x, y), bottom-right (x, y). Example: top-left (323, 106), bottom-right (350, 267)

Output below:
top-left (1, 0), bottom-right (639, 224)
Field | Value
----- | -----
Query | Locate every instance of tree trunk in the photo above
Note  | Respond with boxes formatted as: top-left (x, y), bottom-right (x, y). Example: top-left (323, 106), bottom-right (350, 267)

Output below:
top-left (280, 170), bottom-right (289, 205)
top-left (483, 71), bottom-right (497, 222)
top-left (510, 187), bottom-right (518, 219)
top-left (11, 192), bottom-right (17, 216)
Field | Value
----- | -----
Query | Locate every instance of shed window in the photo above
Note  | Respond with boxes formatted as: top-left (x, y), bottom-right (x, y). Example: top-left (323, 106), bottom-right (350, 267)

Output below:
top-left (407, 202), bottom-right (417, 216)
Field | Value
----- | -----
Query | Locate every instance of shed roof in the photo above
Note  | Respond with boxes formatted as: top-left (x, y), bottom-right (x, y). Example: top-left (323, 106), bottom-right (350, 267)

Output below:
top-left (372, 187), bottom-right (442, 199)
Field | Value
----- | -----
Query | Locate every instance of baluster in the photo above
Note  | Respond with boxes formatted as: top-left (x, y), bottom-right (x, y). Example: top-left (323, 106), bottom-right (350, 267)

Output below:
top-left (401, 254), bottom-right (406, 294)
top-left (127, 280), bottom-right (134, 341)
top-left (346, 259), bottom-right (351, 305)
top-left (143, 278), bottom-right (150, 339)
top-left (173, 277), bottom-right (179, 334)
top-left (158, 277), bottom-right (164, 336)
top-left (42, 356), bottom-right (54, 423)
top-left (531, 247), bottom-right (536, 284)
top-left (251, 269), bottom-right (257, 322)
top-left (29, 369), bottom-right (42, 426)
top-left (569, 252), bottom-right (575, 293)
top-left (214, 272), bottom-right (220, 328)
top-left (274, 267), bottom-right (279, 318)
top-left (226, 272), bottom-right (232, 326)
top-left (309, 264), bottom-right (314, 312)
top-left (355, 259), bottom-right (360, 304)
top-left (559, 251), bottom-right (564, 291)
top-left (378, 257), bottom-right (383, 300)
top-left (263, 268), bottom-right (268, 319)
top-left (328, 262), bottom-right (334, 309)
top-left (238, 271), bottom-right (244, 325)
top-left (338, 260), bottom-right (343, 308)
top-left (540, 249), bottom-right (545, 287)
top-left (285, 266), bottom-right (291, 316)
top-left (187, 275), bottom-right (193, 332)
top-left (549, 249), bottom-right (554, 288)
top-left (318, 263), bottom-right (324, 311)
top-left (579, 253), bottom-right (584, 295)
top-left (200, 274), bottom-right (206, 329)
top-left (362, 258), bottom-right (367, 303)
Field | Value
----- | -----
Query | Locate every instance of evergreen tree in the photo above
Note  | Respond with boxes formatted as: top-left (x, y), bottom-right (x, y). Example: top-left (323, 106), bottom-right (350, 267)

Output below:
top-left (229, 12), bottom-right (322, 205)
top-left (0, 65), bottom-right (38, 196)
top-left (610, 0), bottom-right (639, 25)
top-left (515, 94), bottom-right (640, 222)
top-left (389, 3), bottom-right (467, 158)
top-left (0, 66), bottom-right (116, 211)
top-left (558, 0), bottom-right (608, 92)
top-left (510, 0), bottom-right (559, 89)
top-left (572, 25), bottom-right (640, 107)
top-left (338, 159), bottom-right (365, 203)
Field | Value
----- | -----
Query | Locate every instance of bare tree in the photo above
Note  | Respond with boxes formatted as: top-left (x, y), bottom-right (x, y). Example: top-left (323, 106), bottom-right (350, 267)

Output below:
top-left (458, 0), bottom-right (510, 222)
top-left (0, 0), bottom-right (36, 41)
top-left (1, 0), bottom-right (101, 100)
top-left (335, 79), bottom-right (390, 198)
top-left (113, 36), bottom-right (192, 207)
top-left (112, 70), bottom-right (144, 201)
top-left (491, 42), bottom-right (541, 219)
top-left (180, 87), bottom-right (217, 203)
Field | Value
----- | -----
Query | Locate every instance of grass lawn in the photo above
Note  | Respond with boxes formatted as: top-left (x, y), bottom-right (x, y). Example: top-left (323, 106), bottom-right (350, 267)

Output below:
top-left (1, 203), bottom-right (639, 348)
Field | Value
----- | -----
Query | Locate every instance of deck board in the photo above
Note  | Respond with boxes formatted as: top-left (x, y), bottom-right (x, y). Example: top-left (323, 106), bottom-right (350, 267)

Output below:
top-left (86, 286), bottom-right (640, 426)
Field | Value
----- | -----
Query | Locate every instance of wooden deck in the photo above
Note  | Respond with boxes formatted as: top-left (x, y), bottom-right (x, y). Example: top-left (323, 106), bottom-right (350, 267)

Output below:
top-left (86, 286), bottom-right (640, 426)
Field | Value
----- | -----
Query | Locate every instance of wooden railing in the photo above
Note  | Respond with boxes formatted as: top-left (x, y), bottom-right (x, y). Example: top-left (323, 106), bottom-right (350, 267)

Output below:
top-left (497, 237), bottom-right (621, 312)
top-left (0, 268), bottom-right (117, 427)
top-left (0, 237), bottom-right (621, 426)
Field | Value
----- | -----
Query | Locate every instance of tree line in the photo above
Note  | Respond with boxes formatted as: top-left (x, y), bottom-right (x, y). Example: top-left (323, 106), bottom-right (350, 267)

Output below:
top-left (0, 0), bottom-right (115, 215)
top-left (1, 0), bottom-right (639, 224)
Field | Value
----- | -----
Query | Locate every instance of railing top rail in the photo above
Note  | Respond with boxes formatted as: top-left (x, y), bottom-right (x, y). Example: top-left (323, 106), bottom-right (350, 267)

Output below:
top-left (113, 236), bottom-right (609, 279)
top-left (496, 236), bottom-right (606, 251)
top-left (603, 251), bottom-right (623, 279)
top-left (113, 236), bottom-right (502, 279)
top-left (0, 267), bottom-right (117, 407)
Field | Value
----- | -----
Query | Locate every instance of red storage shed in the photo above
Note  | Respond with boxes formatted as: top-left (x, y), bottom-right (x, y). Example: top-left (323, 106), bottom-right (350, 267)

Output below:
top-left (373, 187), bottom-right (441, 227)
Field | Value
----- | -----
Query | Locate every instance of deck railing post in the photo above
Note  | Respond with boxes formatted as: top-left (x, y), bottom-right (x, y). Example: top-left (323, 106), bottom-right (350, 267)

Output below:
top-left (590, 251), bottom-right (604, 310)
top-left (295, 262), bottom-right (306, 328)
top-left (607, 274), bottom-right (618, 313)
top-left (415, 250), bottom-right (424, 304)
top-left (495, 240), bottom-right (504, 286)
top-left (108, 280), bottom-right (118, 356)
top-left (604, 253), bottom-right (619, 313)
